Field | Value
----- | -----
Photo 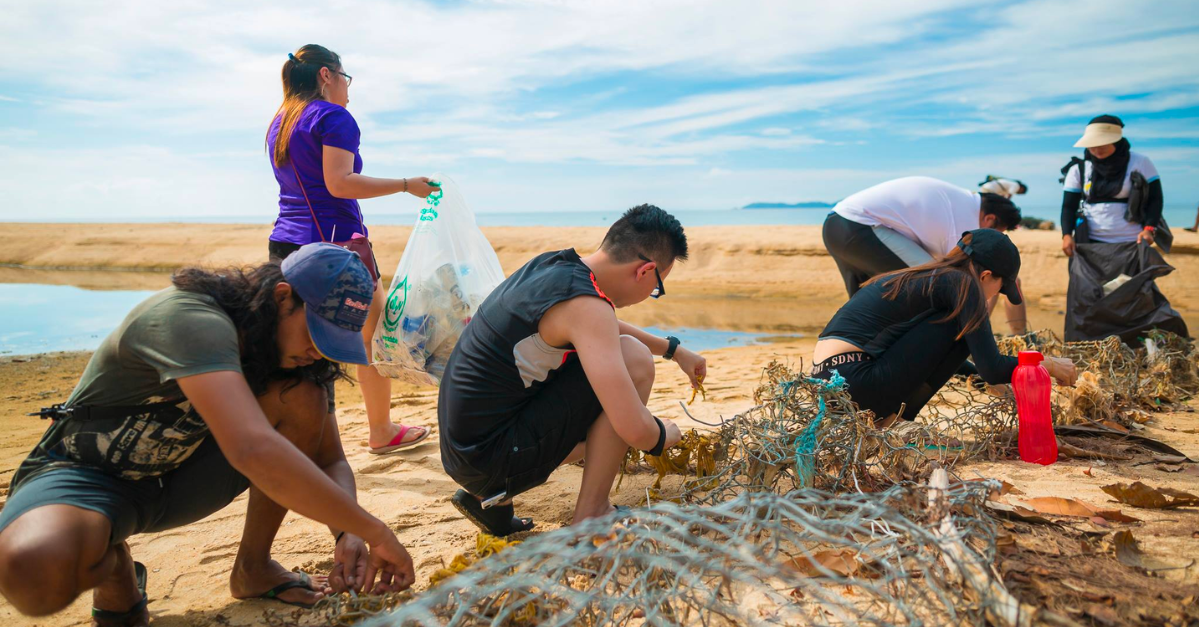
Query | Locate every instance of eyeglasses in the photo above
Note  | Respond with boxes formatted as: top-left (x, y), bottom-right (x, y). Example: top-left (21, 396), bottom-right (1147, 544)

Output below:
top-left (637, 254), bottom-right (665, 299)
top-left (336, 71), bottom-right (353, 86)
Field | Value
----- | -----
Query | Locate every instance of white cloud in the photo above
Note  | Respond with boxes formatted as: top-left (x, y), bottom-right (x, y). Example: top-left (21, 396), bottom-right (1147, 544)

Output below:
top-left (0, 128), bottom-right (37, 140)
top-left (2, 0), bottom-right (1197, 219)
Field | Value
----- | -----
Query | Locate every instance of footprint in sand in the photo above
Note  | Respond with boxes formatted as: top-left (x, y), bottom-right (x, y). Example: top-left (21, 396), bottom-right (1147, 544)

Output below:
top-left (358, 457), bottom-right (408, 475)
top-left (390, 397), bottom-right (433, 407)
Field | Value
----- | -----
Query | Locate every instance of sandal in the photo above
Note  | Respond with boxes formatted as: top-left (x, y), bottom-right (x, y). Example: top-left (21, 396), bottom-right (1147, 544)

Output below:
top-left (251, 571), bottom-right (321, 609)
top-left (451, 489), bottom-right (534, 537)
top-left (369, 424), bottom-right (430, 455)
top-left (92, 561), bottom-right (148, 627)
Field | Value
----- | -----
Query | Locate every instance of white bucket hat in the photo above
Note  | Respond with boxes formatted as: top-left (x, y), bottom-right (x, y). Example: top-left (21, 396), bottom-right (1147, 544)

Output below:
top-left (1073, 115), bottom-right (1124, 148)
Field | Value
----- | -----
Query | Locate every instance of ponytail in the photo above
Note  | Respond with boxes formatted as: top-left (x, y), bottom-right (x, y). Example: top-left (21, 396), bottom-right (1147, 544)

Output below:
top-left (268, 44), bottom-right (342, 168)
top-left (862, 234), bottom-right (991, 340)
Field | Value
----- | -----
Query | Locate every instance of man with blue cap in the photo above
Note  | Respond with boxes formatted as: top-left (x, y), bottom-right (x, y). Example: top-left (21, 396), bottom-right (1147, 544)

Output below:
top-left (0, 243), bottom-right (418, 625)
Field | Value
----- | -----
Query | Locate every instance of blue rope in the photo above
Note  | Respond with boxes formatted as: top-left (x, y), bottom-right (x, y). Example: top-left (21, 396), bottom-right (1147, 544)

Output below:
top-left (792, 372), bottom-right (846, 487)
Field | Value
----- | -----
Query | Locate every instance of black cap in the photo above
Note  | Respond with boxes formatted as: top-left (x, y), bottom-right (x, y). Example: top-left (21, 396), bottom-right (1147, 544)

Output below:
top-left (957, 229), bottom-right (1022, 305)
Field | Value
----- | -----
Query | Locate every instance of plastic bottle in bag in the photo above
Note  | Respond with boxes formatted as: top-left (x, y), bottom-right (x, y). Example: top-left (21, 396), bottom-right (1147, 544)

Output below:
top-left (1013, 351), bottom-right (1057, 465)
top-left (372, 173), bottom-right (505, 386)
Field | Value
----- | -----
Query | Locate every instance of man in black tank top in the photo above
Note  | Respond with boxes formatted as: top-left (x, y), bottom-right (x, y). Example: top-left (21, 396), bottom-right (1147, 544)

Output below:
top-left (438, 205), bottom-right (708, 535)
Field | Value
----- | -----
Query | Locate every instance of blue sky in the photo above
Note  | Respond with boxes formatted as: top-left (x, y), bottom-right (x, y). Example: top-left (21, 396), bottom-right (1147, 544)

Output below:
top-left (1, 0), bottom-right (1197, 222)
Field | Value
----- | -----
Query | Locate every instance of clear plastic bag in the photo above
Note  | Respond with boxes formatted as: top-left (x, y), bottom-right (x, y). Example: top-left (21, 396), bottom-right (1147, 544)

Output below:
top-left (372, 174), bottom-right (505, 385)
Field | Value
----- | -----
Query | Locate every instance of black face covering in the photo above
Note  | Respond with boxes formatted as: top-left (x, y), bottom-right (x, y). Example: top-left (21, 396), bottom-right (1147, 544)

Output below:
top-left (1085, 138), bottom-right (1130, 203)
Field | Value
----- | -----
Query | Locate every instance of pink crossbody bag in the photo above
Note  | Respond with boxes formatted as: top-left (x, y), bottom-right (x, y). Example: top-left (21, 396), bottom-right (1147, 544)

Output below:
top-left (290, 161), bottom-right (380, 287)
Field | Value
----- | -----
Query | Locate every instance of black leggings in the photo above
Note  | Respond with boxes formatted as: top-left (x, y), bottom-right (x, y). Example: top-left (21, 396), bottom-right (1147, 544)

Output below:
top-left (822, 212), bottom-right (910, 297)
top-left (814, 313), bottom-right (969, 421)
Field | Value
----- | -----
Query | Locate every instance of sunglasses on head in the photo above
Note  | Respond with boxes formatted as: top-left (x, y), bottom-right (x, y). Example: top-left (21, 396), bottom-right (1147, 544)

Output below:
top-left (637, 254), bottom-right (665, 299)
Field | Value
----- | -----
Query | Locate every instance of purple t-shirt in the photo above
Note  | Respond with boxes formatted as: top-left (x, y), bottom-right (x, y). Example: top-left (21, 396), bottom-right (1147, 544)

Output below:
top-left (268, 100), bottom-right (368, 245)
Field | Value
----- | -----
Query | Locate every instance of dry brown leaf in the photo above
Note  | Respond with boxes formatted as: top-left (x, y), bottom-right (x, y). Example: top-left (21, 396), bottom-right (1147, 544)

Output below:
top-left (985, 500), bottom-right (1056, 525)
top-left (1101, 481), bottom-right (1199, 509)
top-left (1112, 530), bottom-right (1195, 572)
top-left (1155, 464), bottom-right (1184, 473)
top-left (1021, 496), bottom-right (1100, 517)
top-left (1099, 420), bottom-right (1130, 433)
top-left (785, 549), bottom-right (859, 577)
top-left (1094, 509), bottom-right (1141, 523)
top-left (1017, 496), bottom-right (1139, 522)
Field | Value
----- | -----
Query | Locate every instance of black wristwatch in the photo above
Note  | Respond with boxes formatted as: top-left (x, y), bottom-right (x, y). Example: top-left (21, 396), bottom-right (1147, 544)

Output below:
top-left (663, 335), bottom-right (681, 361)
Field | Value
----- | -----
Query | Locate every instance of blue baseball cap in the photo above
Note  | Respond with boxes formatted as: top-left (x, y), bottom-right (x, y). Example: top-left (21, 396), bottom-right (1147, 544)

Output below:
top-left (281, 243), bottom-right (374, 365)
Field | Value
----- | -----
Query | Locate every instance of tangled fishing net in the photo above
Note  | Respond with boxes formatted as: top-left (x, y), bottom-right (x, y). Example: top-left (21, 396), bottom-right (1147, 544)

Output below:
top-left (364, 479), bottom-right (1027, 627)
top-left (621, 361), bottom-right (1017, 504)
top-left (337, 330), bottom-right (1193, 627)
top-left (997, 329), bottom-right (1199, 427)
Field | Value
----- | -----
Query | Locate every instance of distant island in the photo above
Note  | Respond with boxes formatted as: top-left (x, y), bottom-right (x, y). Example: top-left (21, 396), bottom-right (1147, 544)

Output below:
top-left (741, 201), bottom-right (836, 210)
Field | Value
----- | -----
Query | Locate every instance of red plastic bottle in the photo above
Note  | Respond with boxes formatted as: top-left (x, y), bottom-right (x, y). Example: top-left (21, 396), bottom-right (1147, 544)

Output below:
top-left (1013, 351), bottom-right (1057, 465)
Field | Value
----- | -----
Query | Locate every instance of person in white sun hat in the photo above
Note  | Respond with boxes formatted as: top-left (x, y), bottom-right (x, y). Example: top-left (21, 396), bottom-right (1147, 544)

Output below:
top-left (1059, 114), bottom-right (1163, 256)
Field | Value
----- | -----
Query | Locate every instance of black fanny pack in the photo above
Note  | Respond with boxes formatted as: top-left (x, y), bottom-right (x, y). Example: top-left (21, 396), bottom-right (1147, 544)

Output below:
top-left (811, 351), bottom-right (873, 376)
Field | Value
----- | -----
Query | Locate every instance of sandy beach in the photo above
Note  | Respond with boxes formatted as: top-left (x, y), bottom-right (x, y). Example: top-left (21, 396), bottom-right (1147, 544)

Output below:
top-left (2, 223), bottom-right (1199, 626)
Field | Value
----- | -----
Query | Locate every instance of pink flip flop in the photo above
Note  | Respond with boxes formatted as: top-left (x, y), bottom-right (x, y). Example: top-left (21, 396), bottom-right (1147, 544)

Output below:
top-left (368, 424), bottom-right (430, 455)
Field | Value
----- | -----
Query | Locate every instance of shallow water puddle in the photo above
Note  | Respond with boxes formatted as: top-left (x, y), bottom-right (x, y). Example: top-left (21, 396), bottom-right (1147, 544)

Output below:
top-left (0, 283), bottom-right (803, 356)
top-left (0, 284), bottom-right (159, 355)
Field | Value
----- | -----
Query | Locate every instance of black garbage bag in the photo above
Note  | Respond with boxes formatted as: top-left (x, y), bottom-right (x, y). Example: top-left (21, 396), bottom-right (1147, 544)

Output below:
top-left (1065, 241), bottom-right (1188, 344)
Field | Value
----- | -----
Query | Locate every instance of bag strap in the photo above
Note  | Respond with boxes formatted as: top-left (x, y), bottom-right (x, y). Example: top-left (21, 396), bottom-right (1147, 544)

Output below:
top-left (290, 160), bottom-right (328, 243)
top-left (29, 399), bottom-right (184, 421)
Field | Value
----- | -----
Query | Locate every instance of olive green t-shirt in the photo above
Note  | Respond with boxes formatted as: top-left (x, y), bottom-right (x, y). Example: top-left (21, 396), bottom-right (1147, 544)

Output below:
top-left (67, 287), bottom-right (243, 406)
top-left (15, 288), bottom-right (243, 484)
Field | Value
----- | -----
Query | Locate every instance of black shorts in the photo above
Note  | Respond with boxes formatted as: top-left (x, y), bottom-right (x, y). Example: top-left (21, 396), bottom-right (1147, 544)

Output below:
top-left (0, 436), bottom-right (249, 545)
top-left (270, 239), bottom-right (338, 414)
top-left (441, 356), bottom-right (604, 500)
top-left (810, 314), bottom-right (970, 422)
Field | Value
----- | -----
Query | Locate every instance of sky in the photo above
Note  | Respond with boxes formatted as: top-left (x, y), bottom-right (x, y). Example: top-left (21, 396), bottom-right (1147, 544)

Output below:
top-left (1, 0), bottom-right (1197, 222)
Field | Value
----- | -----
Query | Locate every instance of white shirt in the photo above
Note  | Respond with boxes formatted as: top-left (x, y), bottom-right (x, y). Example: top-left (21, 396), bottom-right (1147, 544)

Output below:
top-left (833, 176), bottom-right (982, 257)
top-left (979, 178), bottom-right (1022, 198)
top-left (1063, 151), bottom-right (1159, 243)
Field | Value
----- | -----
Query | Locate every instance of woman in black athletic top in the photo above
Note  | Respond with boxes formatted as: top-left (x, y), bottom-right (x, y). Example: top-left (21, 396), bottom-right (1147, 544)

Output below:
top-left (812, 229), bottom-right (1076, 427)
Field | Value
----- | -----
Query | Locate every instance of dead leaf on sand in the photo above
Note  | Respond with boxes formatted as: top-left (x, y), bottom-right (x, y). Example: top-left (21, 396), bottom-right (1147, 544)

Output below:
top-left (1101, 482), bottom-right (1199, 509)
top-left (1112, 530), bottom-right (1195, 572)
top-left (1018, 496), bottom-right (1140, 523)
top-left (985, 500), bottom-right (1057, 525)
top-left (785, 549), bottom-right (860, 578)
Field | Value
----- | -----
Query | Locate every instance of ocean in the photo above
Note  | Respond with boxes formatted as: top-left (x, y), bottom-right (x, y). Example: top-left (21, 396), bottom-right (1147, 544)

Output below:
top-left (11, 206), bottom-right (1196, 228)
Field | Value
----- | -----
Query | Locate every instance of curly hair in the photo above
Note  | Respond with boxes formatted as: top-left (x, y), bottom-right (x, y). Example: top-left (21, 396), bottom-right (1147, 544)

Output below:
top-left (171, 261), bottom-right (348, 396)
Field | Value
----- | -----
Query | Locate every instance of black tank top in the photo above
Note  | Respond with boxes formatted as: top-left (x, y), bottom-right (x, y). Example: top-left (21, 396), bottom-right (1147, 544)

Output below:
top-left (438, 249), bottom-right (612, 453)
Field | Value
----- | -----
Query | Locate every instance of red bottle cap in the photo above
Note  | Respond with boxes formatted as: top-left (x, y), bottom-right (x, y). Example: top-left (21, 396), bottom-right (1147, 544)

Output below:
top-left (1017, 350), bottom-right (1044, 366)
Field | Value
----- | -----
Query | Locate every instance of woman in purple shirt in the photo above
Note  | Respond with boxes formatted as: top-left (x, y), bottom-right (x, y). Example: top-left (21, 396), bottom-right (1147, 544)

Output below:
top-left (267, 44), bottom-right (437, 454)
